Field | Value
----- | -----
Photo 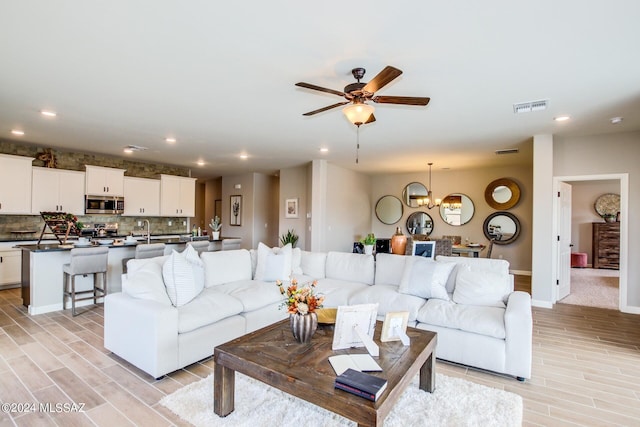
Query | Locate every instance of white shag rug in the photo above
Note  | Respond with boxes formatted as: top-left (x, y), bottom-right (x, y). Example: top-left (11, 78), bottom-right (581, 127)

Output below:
top-left (160, 372), bottom-right (522, 427)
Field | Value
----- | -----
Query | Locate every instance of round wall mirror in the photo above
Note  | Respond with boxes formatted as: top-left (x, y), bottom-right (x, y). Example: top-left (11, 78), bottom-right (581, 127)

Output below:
top-left (439, 194), bottom-right (474, 226)
top-left (485, 178), bottom-right (521, 210)
top-left (406, 211), bottom-right (434, 236)
top-left (483, 211), bottom-right (521, 245)
top-left (375, 195), bottom-right (403, 225)
top-left (402, 182), bottom-right (428, 208)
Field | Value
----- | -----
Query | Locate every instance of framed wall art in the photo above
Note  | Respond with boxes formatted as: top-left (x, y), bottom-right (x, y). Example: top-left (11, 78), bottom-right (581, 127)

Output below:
top-left (285, 198), bottom-right (299, 218)
top-left (230, 195), bottom-right (242, 226)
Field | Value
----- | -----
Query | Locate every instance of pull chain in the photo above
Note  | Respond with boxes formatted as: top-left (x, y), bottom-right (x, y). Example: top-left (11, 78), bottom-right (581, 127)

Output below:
top-left (356, 125), bottom-right (360, 164)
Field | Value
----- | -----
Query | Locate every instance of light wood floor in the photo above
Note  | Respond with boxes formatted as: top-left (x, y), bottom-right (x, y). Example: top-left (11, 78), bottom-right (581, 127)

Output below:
top-left (0, 277), bottom-right (639, 426)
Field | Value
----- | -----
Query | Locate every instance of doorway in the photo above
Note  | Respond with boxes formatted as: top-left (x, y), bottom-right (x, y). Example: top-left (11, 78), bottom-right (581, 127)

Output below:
top-left (553, 174), bottom-right (628, 311)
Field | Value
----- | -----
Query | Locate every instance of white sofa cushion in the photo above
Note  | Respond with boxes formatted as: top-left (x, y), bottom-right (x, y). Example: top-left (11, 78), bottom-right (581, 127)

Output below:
top-left (312, 278), bottom-right (369, 307)
top-left (300, 250), bottom-right (327, 278)
top-left (254, 242), bottom-right (292, 281)
top-left (437, 255), bottom-right (511, 294)
top-left (374, 253), bottom-right (407, 287)
top-left (162, 246), bottom-right (205, 307)
top-left (452, 266), bottom-right (511, 308)
top-left (325, 252), bottom-right (375, 285)
top-left (398, 257), bottom-right (454, 300)
top-left (177, 287), bottom-right (244, 333)
top-left (214, 279), bottom-right (284, 312)
top-left (202, 249), bottom-right (253, 287)
top-left (417, 298), bottom-right (506, 339)
top-left (291, 248), bottom-right (303, 275)
top-left (349, 284), bottom-right (426, 322)
top-left (122, 261), bottom-right (171, 306)
top-left (126, 255), bottom-right (169, 276)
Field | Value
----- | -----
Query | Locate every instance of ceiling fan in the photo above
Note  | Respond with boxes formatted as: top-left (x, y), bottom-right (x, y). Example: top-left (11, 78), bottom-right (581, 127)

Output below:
top-left (295, 65), bottom-right (430, 125)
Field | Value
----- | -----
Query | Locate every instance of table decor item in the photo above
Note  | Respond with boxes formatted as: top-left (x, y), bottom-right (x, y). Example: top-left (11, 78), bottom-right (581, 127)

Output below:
top-left (209, 216), bottom-right (222, 240)
top-left (391, 227), bottom-right (407, 255)
top-left (360, 233), bottom-right (376, 255)
top-left (277, 278), bottom-right (324, 343)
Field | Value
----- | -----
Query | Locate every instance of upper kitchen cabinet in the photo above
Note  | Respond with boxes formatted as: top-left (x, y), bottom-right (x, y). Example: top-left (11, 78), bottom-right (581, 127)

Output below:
top-left (123, 177), bottom-right (160, 216)
top-left (85, 165), bottom-right (125, 196)
top-left (0, 154), bottom-right (33, 214)
top-left (31, 167), bottom-right (85, 215)
top-left (160, 175), bottom-right (196, 217)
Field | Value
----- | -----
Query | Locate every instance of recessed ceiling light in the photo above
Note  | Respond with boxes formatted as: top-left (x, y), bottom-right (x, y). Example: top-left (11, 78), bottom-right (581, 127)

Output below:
top-left (554, 115), bottom-right (571, 122)
top-left (197, 160), bottom-right (205, 166)
top-left (165, 137), bottom-right (176, 144)
top-left (40, 110), bottom-right (57, 117)
top-left (610, 117), bottom-right (623, 124)
top-left (11, 129), bottom-right (24, 136)
top-left (123, 147), bottom-right (134, 154)
top-left (239, 153), bottom-right (248, 159)
top-left (319, 147), bottom-right (329, 153)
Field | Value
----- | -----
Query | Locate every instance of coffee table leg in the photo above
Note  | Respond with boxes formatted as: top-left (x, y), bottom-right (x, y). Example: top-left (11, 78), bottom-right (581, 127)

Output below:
top-left (419, 351), bottom-right (436, 392)
top-left (214, 363), bottom-right (235, 417)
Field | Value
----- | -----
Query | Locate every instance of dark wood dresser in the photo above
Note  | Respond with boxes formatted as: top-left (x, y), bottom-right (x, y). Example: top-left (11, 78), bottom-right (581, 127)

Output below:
top-left (592, 222), bottom-right (620, 269)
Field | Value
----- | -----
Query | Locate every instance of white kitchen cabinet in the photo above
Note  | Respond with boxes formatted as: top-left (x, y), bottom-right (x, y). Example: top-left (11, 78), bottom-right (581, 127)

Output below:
top-left (0, 249), bottom-right (21, 286)
top-left (31, 168), bottom-right (85, 215)
top-left (160, 175), bottom-right (196, 217)
top-left (85, 165), bottom-right (125, 196)
top-left (0, 154), bottom-right (33, 214)
top-left (123, 177), bottom-right (160, 216)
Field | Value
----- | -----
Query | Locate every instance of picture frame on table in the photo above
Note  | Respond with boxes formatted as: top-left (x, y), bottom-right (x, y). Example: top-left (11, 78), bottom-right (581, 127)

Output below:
top-left (285, 198), bottom-right (299, 218)
top-left (230, 195), bottom-right (242, 226)
top-left (412, 240), bottom-right (435, 259)
top-left (381, 311), bottom-right (410, 342)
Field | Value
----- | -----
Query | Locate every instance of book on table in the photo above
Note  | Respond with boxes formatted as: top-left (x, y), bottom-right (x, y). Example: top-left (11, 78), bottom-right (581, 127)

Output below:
top-left (328, 354), bottom-right (382, 376)
top-left (334, 368), bottom-right (388, 402)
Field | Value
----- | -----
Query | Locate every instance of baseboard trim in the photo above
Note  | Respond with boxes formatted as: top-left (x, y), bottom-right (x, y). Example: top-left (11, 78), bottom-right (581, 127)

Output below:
top-left (621, 305), bottom-right (640, 315)
top-left (510, 270), bottom-right (531, 276)
top-left (532, 299), bottom-right (553, 309)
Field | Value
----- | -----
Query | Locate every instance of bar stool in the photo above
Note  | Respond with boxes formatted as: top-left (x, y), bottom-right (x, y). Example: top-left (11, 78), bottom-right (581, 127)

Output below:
top-left (63, 247), bottom-right (109, 316)
top-left (186, 240), bottom-right (209, 254)
top-left (221, 238), bottom-right (242, 250)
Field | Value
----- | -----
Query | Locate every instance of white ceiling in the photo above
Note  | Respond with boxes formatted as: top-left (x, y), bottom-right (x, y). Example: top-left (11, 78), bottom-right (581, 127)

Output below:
top-left (1, 1), bottom-right (639, 179)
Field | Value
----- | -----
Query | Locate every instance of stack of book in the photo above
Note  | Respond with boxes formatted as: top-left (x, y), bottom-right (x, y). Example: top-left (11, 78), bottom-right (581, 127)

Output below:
top-left (334, 368), bottom-right (388, 401)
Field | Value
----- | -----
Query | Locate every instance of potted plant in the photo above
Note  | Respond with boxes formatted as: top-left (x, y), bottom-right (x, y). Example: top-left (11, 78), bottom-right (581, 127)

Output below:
top-left (602, 213), bottom-right (617, 223)
top-left (360, 233), bottom-right (376, 255)
top-left (209, 216), bottom-right (222, 240)
top-left (280, 229), bottom-right (299, 248)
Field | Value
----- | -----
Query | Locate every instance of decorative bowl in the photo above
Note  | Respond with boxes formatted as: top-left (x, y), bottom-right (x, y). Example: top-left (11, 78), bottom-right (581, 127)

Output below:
top-left (98, 239), bottom-right (114, 245)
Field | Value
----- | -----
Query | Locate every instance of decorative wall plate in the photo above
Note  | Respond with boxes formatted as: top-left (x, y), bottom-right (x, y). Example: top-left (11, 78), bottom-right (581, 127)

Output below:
top-left (594, 193), bottom-right (620, 217)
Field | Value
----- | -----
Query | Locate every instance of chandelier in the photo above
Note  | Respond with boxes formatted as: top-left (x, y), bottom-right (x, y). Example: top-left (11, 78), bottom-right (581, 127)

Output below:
top-left (421, 162), bottom-right (441, 209)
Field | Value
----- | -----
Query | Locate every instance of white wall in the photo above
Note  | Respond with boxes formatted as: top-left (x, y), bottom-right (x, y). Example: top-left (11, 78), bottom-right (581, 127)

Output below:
top-left (279, 164), bottom-right (308, 249)
top-left (553, 130), bottom-right (639, 310)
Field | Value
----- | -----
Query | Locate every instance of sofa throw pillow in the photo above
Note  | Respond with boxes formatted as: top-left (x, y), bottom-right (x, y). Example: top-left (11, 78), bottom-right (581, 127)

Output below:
top-left (122, 261), bottom-right (172, 306)
top-left (254, 242), bottom-right (292, 281)
top-left (452, 266), bottom-right (511, 308)
top-left (398, 257), bottom-right (455, 300)
top-left (162, 246), bottom-right (205, 307)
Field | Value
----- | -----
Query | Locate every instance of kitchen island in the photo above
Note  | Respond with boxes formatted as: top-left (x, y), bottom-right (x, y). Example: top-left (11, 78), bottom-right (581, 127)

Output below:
top-left (17, 238), bottom-right (188, 315)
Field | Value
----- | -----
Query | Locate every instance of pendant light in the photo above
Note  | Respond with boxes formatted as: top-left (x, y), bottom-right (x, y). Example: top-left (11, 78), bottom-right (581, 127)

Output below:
top-left (424, 162), bottom-right (441, 209)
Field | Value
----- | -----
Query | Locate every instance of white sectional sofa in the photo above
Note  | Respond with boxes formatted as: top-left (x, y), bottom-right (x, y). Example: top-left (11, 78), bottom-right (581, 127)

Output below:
top-left (104, 244), bottom-right (532, 380)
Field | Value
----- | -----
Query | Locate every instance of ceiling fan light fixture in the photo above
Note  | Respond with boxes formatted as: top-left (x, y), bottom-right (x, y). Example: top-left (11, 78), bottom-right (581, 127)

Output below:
top-left (343, 103), bottom-right (375, 126)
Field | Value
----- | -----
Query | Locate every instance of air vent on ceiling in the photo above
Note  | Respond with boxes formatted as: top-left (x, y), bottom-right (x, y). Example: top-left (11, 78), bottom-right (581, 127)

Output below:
top-left (495, 148), bottom-right (519, 155)
top-left (124, 145), bottom-right (148, 151)
top-left (513, 99), bottom-right (548, 114)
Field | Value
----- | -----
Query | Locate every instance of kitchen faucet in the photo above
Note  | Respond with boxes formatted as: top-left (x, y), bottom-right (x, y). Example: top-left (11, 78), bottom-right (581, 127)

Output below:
top-left (143, 219), bottom-right (150, 244)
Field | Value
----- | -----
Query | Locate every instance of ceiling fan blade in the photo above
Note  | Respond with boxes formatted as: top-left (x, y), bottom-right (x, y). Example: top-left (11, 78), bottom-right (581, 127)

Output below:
top-left (295, 82), bottom-right (345, 97)
top-left (302, 102), bottom-right (349, 116)
top-left (372, 96), bottom-right (431, 106)
top-left (364, 114), bottom-right (376, 124)
top-left (362, 66), bottom-right (403, 93)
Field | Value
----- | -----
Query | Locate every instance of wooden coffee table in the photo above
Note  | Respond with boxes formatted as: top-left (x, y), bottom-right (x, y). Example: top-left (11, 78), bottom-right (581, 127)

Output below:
top-left (214, 319), bottom-right (437, 426)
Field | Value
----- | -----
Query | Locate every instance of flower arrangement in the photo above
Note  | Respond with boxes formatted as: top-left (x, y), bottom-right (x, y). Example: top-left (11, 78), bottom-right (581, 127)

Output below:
top-left (276, 278), bottom-right (324, 315)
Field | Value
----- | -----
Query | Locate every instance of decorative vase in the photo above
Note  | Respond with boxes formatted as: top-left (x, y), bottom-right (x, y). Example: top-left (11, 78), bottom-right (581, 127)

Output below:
top-left (364, 244), bottom-right (374, 255)
top-left (603, 216), bottom-right (616, 223)
top-left (290, 312), bottom-right (318, 343)
top-left (391, 227), bottom-right (407, 255)
top-left (212, 231), bottom-right (220, 240)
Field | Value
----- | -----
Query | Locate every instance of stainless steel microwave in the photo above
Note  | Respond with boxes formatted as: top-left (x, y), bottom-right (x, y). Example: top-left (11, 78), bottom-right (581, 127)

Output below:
top-left (85, 195), bottom-right (124, 215)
